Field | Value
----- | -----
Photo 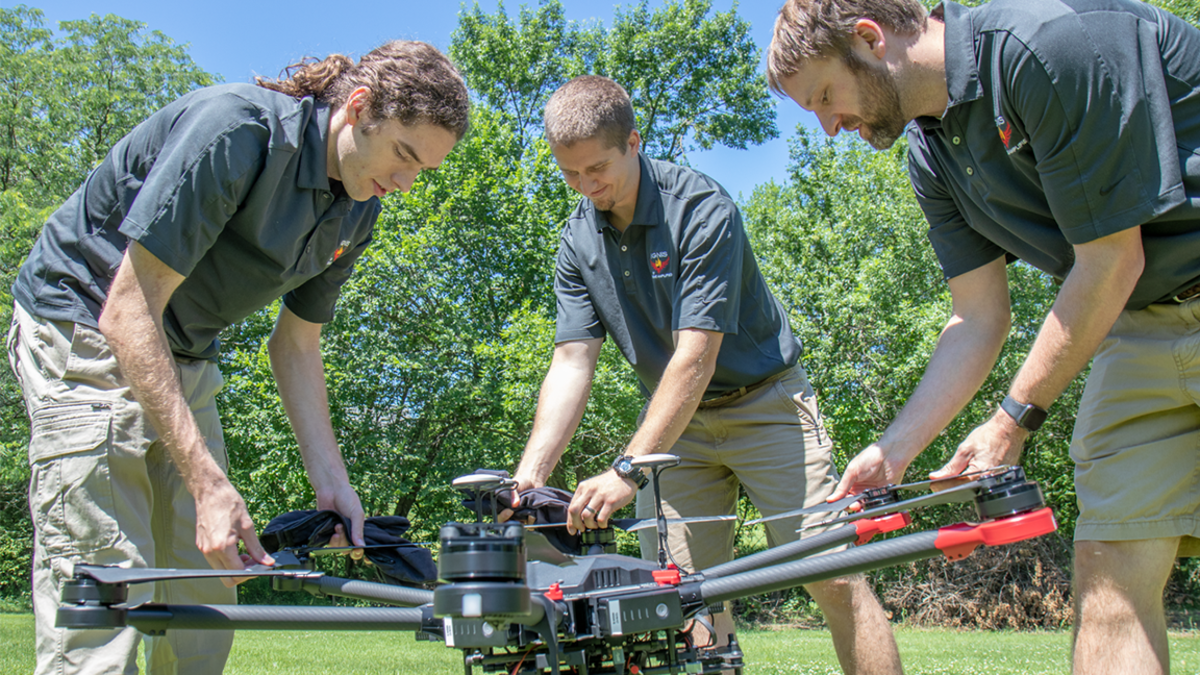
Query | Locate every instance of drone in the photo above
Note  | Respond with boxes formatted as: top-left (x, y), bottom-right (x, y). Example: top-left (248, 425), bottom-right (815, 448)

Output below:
top-left (57, 454), bottom-right (1057, 674)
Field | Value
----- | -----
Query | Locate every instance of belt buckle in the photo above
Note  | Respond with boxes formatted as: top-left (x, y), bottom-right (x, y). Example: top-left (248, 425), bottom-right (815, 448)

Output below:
top-left (1173, 282), bottom-right (1200, 303)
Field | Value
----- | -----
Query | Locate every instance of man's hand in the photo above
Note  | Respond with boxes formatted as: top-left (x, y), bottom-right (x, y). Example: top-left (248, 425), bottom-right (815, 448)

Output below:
top-left (194, 478), bottom-right (273, 587)
top-left (317, 482), bottom-right (365, 558)
top-left (498, 473), bottom-right (540, 524)
top-left (827, 443), bottom-right (911, 503)
top-left (929, 408), bottom-right (1027, 484)
top-left (567, 470), bottom-right (636, 534)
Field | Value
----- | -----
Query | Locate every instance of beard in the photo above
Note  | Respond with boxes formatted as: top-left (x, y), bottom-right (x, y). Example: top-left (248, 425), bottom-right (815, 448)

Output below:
top-left (845, 52), bottom-right (907, 150)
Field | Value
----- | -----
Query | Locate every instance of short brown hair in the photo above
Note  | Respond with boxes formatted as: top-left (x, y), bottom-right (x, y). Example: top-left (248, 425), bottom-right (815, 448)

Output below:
top-left (256, 40), bottom-right (470, 140)
top-left (766, 0), bottom-right (926, 95)
top-left (543, 75), bottom-right (635, 151)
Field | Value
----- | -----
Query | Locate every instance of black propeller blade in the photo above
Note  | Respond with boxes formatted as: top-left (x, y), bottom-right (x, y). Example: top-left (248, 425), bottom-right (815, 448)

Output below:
top-left (526, 514), bottom-right (737, 533)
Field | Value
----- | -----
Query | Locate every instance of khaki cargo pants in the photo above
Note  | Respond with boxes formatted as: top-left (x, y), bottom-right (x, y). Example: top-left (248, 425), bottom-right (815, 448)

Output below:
top-left (635, 365), bottom-right (840, 571)
top-left (8, 302), bottom-right (235, 675)
top-left (1072, 298), bottom-right (1200, 544)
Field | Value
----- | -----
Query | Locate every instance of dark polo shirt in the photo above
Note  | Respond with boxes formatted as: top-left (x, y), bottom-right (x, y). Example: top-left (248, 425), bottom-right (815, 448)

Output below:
top-left (554, 153), bottom-right (800, 397)
top-left (908, 0), bottom-right (1200, 309)
top-left (13, 83), bottom-right (380, 360)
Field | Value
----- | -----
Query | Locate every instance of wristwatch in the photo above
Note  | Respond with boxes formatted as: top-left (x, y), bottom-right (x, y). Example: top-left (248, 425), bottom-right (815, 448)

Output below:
top-left (999, 395), bottom-right (1049, 432)
top-left (610, 454), bottom-right (650, 489)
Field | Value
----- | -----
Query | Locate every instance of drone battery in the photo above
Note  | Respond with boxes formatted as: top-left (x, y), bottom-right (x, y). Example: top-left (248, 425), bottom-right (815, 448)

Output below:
top-left (594, 588), bottom-right (683, 636)
top-left (440, 617), bottom-right (511, 648)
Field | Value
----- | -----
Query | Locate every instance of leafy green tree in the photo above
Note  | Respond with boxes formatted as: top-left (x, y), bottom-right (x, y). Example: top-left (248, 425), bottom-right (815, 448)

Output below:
top-left (0, 6), bottom-right (214, 210)
top-left (0, 6), bottom-right (214, 604)
top-left (451, 0), bottom-right (777, 162)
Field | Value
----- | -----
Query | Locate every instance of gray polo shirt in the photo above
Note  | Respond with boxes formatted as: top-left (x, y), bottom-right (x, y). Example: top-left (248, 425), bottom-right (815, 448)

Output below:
top-left (13, 83), bottom-right (380, 360)
top-left (554, 153), bottom-right (800, 397)
top-left (908, 0), bottom-right (1200, 309)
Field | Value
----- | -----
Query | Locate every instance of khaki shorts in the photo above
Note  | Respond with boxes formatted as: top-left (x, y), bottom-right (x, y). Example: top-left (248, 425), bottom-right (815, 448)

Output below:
top-left (635, 365), bottom-right (839, 572)
top-left (1071, 299), bottom-right (1200, 543)
top-left (8, 302), bottom-right (235, 675)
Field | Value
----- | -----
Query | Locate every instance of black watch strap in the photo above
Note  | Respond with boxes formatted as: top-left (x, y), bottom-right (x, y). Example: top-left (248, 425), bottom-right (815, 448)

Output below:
top-left (611, 454), bottom-right (650, 489)
top-left (1000, 395), bottom-right (1048, 432)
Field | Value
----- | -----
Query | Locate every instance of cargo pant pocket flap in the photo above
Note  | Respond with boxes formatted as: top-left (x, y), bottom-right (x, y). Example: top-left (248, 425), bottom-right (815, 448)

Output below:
top-left (29, 402), bottom-right (112, 464)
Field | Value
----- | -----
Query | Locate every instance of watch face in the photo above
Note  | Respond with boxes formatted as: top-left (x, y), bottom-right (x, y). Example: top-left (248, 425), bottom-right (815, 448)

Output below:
top-left (615, 459), bottom-right (632, 474)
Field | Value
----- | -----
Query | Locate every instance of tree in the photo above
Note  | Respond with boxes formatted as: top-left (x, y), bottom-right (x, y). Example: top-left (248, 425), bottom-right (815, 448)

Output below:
top-left (451, 0), bottom-right (777, 162)
top-left (0, 6), bottom-right (214, 210)
top-left (0, 6), bottom-right (214, 604)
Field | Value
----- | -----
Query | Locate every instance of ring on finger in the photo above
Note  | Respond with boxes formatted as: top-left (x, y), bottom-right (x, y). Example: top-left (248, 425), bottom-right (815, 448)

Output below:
top-left (582, 505), bottom-right (596, 514)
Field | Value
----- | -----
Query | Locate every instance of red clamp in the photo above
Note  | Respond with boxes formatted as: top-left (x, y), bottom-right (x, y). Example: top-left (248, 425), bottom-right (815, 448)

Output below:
top-left (854, 512), bottom-right (912, 545)
top-left (544, 582), bottom-right (564, 601)
top-left (934, 508), bottom-right (1058, 560)
top-left (653, 565), bottom-right (681, 586)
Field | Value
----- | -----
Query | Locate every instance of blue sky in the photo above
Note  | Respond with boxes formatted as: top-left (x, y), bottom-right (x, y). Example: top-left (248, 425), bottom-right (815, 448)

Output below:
top-left (36, 0), bottom-right (820, 199)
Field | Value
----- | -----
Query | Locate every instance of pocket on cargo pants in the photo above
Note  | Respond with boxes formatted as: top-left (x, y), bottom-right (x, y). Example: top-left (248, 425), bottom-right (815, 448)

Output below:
top-left (28, 401), bottom-right (120, 557)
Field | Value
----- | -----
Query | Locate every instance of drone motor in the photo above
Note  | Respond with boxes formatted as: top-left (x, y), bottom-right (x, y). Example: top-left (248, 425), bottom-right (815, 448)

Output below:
top-left (972, 467), bottom-right (1046, 520)
top-left (434, 522), bottom-right (535, 622)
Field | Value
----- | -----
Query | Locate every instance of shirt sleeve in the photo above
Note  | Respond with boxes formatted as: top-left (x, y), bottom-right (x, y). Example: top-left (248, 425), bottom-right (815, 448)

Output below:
top-left (996, 21), bottom-right (1184, 243)
top-left (283, 202), bottom-right (380, 324)
top-left (908, 127), bottom-right (1010, 279)
top-left (553, 227), bottom-right (607, 344)
top-left (117, 97), bottom-right (271, 277)
top-left (672, 192), bottom-right (742, 333)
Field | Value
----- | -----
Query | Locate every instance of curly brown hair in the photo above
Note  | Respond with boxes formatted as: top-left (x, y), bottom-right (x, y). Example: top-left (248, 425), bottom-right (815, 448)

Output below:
top-left (767, 0), bottom-right (926, 95)
top-left (256, 40), bottom-right (470, 139)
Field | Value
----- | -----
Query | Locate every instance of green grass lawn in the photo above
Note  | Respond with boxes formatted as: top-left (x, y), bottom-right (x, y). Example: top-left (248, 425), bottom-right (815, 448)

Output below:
top-left (3, 613), bottom-right (1198, 673)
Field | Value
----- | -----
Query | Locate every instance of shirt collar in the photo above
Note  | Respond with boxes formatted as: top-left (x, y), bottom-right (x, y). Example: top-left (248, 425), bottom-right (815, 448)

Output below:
top-left (297, 99), bottom-right (334, 192)
top-left (915, 2), bottom-right (982, 131)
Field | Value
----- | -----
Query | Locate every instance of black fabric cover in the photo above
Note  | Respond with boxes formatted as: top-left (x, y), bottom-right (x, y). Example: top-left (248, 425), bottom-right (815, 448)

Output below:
top-left (261, 510), bottom-right (436, 585)
top-left (460, 469), bottom-right (582, 555)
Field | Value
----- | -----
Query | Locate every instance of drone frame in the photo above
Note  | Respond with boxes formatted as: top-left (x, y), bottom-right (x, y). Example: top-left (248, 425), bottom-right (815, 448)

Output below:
top-left (57, 460), bottom-right (1057, 675)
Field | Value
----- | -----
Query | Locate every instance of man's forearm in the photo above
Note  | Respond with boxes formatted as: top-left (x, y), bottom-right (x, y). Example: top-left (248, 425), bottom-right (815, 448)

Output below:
top-left (100, 246), bottom-right (227, 497)
top-left (872, 257), bottom-right (1012, 465)
top-left (515, 339), bottom-right (602, 486)
top-left (875, 312), bottom-right (1008, 464)
top-left (625, 329), bottom-right (722, 458)
top-left (268, 308), bottom-right (349, 492)
top-left (1007, 228), bottom-right (1144, 409)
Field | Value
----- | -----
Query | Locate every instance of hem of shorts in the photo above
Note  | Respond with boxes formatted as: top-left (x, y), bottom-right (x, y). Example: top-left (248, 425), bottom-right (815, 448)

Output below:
top-left (1074, 515), bottom-right (1200, 542)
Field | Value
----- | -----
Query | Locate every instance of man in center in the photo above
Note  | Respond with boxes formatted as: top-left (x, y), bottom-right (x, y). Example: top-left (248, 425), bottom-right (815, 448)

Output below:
top-left (509, 75), bottom-right (901, 674)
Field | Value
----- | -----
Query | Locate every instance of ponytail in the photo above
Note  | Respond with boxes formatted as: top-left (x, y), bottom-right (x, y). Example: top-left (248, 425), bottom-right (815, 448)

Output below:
top-left (255, 54), bottom-right (354, 100)
top-left (255, 41), bottom-right (470, 140)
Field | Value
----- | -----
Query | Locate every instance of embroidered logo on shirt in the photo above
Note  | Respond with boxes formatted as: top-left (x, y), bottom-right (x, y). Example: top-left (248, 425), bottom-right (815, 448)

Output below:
top-left (650, 251), bottom-right (671, 278)
top-left (995, 117), bottom-right (1027, 155)
top-left (327, 239), bottom-right (352, 266)
top-left (998, 120), bottom-right (1013, 148)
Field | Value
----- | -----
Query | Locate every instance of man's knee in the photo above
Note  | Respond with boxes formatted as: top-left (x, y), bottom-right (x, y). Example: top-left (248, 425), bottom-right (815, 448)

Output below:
top-left (1074, 539), bottom-right (1178, 609)
top-left (805, 574), bottom-right (871, 611)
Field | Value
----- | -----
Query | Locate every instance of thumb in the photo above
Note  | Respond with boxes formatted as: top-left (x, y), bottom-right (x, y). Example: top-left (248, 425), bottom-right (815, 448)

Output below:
top-left (827, 472), bottom-right (853, 503)
top-left (241, 527), bottom-right (274, 567)
top-left (929, 451), bottom-right (970, 480)
top-left (352, 518), bottom-right (366, 549)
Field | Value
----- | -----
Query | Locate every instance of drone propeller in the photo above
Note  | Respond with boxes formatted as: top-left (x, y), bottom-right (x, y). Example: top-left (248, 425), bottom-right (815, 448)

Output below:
top-left (744, 492), bottom-right (873, 527)
top-left (302, 543), bottom-right (433, 556)
top-left (526, 514), bottom-right (737, 533)
top-left (71, 559), bottom-right (323, 586)
top-left (747, 466), bottom-right (1008, 527)
top-left (800, 466), bottom-right (1026, 531)
top-left (888, 466), bottom-right (1000, 493)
